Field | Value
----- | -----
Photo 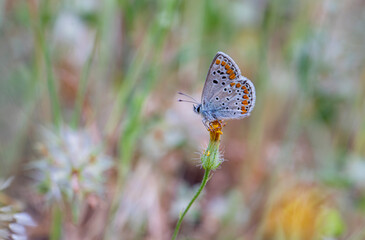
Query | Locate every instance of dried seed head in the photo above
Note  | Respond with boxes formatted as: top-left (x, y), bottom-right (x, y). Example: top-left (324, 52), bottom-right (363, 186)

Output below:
top-left (32, 126), bottom-right (113, 203)
top-left (0, 178), bottom-right (36, 240)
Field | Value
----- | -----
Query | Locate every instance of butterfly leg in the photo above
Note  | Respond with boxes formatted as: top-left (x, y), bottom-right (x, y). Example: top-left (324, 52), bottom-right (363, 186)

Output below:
top-left (202, 119), bottom-right (212, 131)
top-left (216, 120), bottom-right (222, 129)
top-left (217, 120), bottom-right (226, 129)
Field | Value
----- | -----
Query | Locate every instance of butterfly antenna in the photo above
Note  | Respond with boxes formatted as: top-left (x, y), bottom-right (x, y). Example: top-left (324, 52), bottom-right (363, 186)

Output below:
top-left (177, 92), bottom-right (198, 104)
top-left (178, 99), bottom-right (197, 104)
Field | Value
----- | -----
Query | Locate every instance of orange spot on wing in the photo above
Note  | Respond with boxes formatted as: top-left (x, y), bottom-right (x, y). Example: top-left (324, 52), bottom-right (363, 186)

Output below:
top-left (229, 74), bottom-right (236, 79)
top-left (242, 100), bottom-right (248, 105)
top-left (225, 64), bottom-right (230, 70)
top-left (221, 61), bottom-right (226, 66)
top-left (227, 69), bottom-right (233, 74)
top-left (236, 83), bottom-right (241, 88)
top-left (241, 86), bottom-right (247, 90)
top-left (243, 95), bottom-right (249, 99)
top-left (230, 82), bottom-right (235, 86)
top-left (215, 59), bottom-right (221, 65)
top-left (241, 107), bottom-right (247, 113)
top-left (244, 90), bottom-right (249, 94)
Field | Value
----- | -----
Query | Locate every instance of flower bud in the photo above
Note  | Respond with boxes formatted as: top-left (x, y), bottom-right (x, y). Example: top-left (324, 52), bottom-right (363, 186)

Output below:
top-left (201, 121), bottom-right (224, 170)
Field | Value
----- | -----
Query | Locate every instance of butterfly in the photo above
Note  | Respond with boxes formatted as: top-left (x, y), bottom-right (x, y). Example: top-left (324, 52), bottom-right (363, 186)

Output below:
top-left (179, 52), bottom-right (256, 129)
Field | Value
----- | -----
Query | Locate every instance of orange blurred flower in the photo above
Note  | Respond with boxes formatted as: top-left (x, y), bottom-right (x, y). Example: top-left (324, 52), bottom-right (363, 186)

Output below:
top-left (261, 183), bottom-right (343, 240)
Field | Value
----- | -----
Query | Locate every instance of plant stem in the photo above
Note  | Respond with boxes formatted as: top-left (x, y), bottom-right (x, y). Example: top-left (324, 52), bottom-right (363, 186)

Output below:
top-left (172, 169), bottom-right (211, 240)
top-left (71, 34), bottom-right (99, 128)
top-left (50, 205), bottom-right (62, 240)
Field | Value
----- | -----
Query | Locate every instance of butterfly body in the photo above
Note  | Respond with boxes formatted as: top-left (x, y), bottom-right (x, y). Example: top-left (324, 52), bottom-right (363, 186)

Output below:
top-left (180, 52), bottom-right (256, 129)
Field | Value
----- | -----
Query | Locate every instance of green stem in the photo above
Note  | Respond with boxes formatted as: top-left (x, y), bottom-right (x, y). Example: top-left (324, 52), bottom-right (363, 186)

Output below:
top-left (71, 34), bottom-right (99, 128)
top-left (43, 42), bottom-right (62, 127)
top-left (172, 169), bottom-right (211, 240)
top-left (50, 205), bottom-right (62, 240)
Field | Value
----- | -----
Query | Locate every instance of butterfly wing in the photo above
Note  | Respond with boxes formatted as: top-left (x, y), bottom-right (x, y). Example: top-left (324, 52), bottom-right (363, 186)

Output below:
top-left (207, 76), bottom-right (256, 119)
top-left (201, 52), bottom-right (256, 120)
top-left (201, 52), bottom-right (241, 105)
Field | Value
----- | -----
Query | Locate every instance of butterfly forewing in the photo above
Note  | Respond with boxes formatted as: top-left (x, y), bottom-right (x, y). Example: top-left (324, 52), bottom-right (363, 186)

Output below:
top-left (201, 52), bottom-right (241, 105)
top-left (201, 52), bottom-right (256, 120)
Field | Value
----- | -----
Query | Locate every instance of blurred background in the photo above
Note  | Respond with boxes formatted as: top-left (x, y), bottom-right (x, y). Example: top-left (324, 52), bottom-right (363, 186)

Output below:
top-left (0, 0), bottom-right (365, 239)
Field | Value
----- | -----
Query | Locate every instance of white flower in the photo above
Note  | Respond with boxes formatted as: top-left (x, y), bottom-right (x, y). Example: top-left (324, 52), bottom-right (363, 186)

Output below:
top-left (33, 126), bottom-right (113, 203)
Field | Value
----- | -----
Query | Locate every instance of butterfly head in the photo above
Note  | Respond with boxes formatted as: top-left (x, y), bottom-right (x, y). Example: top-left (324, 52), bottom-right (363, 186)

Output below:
top-left (193, 104), bottom-right (202, 114)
